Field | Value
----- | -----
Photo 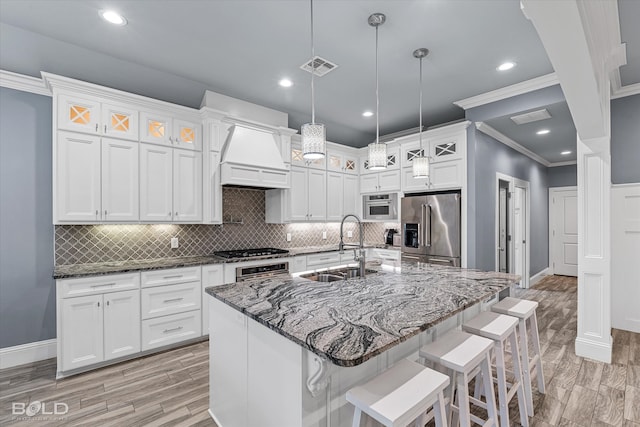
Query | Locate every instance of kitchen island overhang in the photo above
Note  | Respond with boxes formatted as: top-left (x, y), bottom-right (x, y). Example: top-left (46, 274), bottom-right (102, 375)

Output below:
top-left (206, 261), bottom-right (520, 427)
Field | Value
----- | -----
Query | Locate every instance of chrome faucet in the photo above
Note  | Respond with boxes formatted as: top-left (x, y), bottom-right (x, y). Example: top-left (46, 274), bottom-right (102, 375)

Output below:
top-left (339, 214), bottom-right (366, 278)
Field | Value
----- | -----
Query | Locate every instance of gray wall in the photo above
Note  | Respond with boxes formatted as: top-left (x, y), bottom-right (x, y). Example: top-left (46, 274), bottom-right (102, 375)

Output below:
top-left (469, 129), bottom-right (549, 275)
top-left (548, 165), bottom-right (577, 187)
top-left (611, 94), bottom-right (640, 184)
top-left (0, 87), bottom-right (55, 348)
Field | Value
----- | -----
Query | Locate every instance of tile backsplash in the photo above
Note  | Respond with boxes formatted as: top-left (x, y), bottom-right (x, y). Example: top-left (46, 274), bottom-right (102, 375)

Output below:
top-left (55, 188), bottom-right (399, 265)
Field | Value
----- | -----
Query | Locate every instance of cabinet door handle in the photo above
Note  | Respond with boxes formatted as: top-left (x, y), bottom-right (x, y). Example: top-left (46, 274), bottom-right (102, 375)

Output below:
top-left (97, 301), bottom-right (100, 307)
top-left (168, 212), bottom-right (172, 218)
top-left (106, 300), bottom-right (110, 306)
top-left (175, 212), bottom-right (179, 217)
top-left (163, 275), bottom-right (182, 279)
top-left (163, 297), bottom-right (184, 303)
top-left (95, 210), bottom-right (99, 218)
top-left (104, 125), bottom-right (107, 133)
top-left (104, 210), bottom-right (107, 217)
top-left (91, 282), bottom-right (116, 288)
top-left (95, 124), bottom-right (99, 132)
top-left (163, 326), bottom-right (183, 334)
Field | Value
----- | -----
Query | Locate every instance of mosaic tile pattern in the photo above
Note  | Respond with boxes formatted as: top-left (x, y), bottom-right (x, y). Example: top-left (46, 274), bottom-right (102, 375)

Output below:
top-left (55, 188), bottom-right (399, 265)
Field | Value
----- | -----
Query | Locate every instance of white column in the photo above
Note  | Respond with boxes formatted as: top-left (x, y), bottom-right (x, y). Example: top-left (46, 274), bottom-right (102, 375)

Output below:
top-left (575, 134), bottom-right (612, 363)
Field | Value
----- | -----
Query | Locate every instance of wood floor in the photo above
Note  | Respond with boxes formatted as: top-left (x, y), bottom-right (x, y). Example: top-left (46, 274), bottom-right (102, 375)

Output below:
top-left (0, 275), bottom-right (638, 426)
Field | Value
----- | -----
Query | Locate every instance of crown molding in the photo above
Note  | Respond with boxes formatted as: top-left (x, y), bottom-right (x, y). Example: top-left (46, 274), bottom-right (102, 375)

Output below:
top-left (548, 160), bottom-right (577, 167)
top-left (611, 82), bottom-right (640, 99)
top-left (475, 122), bottom-right (551, 167)
top-left (454, 73), bottom-right (559, 110)
top-left (0, 70), bottom-right (51, 96)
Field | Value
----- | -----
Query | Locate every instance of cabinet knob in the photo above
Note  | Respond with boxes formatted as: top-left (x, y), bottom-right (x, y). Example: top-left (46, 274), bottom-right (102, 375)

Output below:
top-left (95, 124), bottom-right (99, 132)
top-left (106, 301), bottom-right (110, 306)
top-left (175, 212), bottom-right (178, 217)
top-left (104, 125), bottom-right (107, 133)
top-left (95, 210), bottom-right (99, 217)
top-left (169, 136), bottom-right (173, 143)
top-left (97, 301), bottom-right (100, 307)
top-left (168, 212), bottom-right (172, 218)
top-left (104, 210), bottom-right (107, 216)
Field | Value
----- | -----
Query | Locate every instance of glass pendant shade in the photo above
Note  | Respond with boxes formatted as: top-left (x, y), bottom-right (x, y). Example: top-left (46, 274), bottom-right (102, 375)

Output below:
top-left (302, 122), bottom-right (326, 160)
top-left (368, 142), bottom-right (387, 170)
top-left (412, 154), bottom-right (430, 178)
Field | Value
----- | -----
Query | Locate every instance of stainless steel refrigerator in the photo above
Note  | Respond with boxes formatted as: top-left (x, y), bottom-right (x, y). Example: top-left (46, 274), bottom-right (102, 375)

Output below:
top-left (401, 191), bottom-right (461, 266)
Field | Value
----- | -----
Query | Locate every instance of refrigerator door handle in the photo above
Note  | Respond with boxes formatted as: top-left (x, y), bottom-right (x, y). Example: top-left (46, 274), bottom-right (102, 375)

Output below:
top-left (422, 204), bottom-right (432, 247)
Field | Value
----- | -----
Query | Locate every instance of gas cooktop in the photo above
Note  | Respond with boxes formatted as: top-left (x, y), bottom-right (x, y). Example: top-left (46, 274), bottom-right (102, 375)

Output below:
top-left (213, 248), bottom-right (289, 259)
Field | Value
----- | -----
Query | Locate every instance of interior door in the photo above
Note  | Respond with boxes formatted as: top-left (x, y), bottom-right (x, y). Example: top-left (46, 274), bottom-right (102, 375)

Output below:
top-left (551, 189), bottom-right (578, 276)
top-left (513, 186), bottom-right (527, 287)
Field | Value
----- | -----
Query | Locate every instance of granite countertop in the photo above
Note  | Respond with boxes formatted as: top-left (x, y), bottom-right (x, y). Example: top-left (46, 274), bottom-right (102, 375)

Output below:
top-left (53, 244), bottom-right (398, 279)
top-left (206, 261), bottom-right (519, 367)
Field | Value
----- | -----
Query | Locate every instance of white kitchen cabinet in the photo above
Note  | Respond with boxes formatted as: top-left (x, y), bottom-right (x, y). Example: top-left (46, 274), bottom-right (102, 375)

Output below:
top-left (326, 171), bottom-right (344, 221)
top-left (290, 141), bottom-right (325, 169)
top-left (102, 138), bottom-right (139, 221)
top-left (56, 131), bottom-right (102, 222)
top-left (273, 166), bottom-right (326, 222)
top-left (60, 288), bottom-right (140, 372)
top-left (430, 159), bottom-right (463, 189)
top-left (402, 166), bottom-right (431, 193)
top-left (141, 310), bottom-right (201, 351)
top-left (359, 169), bottom-right (401, 194)
top-left (343, 174), bottom-right (360, 216)
top-left (140, 144), bottom-right (202, 222)
top-left (429, 133), bottom-right (463, 161)
top-left (103, 290), bottom-right (141, 361)
top-left (327, 150), bottom-right (358, 175)
top-left (173, 149), bottom-right (203, 222)
top-left (61, 294), bottom-right (104, 371)
top-left (140, 143), bottom-right (173, 222)
top-left (290, 256), bottom-right (308, 273)
top-left (140, 111), bottom-right (201, 151)
top-left (57, 94), bottom-right (138, 141)
top-left (289, 166), bottom-right (308, 221)
top-left (308, 168), bottom-right (327, 220)
top-left (202, 264), bottom-right (224, 335)
top-left (141, 282), bottom-right (201, 320)
top-left (306, 251), bottom-right (342, 268)
top-left (360, 145), bottom-right (400, 173)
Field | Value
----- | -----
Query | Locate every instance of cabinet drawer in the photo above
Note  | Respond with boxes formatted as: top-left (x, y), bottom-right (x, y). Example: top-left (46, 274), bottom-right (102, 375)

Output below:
top-left (141, 266), bottom-right (201, 288)
top-left (58, 273), bottom-right (140, 299)
top-left (141, 310), bottom-right (201, 351)
top-left (370, 248), bottom-right (401, 261)
top-left (306, 252), bottom-right (341, 267)
top-left (141, 281), bottom-right (201, 320)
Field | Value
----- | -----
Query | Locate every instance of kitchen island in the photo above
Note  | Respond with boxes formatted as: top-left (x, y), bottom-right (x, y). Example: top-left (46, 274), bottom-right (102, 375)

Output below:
top-left (206, 261), bottom-right (519, 427)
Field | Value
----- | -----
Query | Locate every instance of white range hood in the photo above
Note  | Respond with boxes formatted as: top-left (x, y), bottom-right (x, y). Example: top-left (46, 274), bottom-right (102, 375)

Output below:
top-left (220, 124), bottom-right (290, 189)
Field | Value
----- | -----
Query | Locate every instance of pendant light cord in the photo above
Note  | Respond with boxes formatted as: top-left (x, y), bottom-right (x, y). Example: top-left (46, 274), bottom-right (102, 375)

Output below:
top-left (310, 0), bottom-right (315, 124)
top-left (375, 24), bottom-right (380, 145)
top-left (419, 56), bottom-right (423, 152)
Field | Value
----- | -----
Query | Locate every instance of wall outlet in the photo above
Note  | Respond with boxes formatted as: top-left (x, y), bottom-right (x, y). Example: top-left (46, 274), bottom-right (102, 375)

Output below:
top-left (170, 237), bottom-right (179, 249)
top-left (286, 232), bottom-right (292, 242)
top-left (322, 231), bottom-right (327, 240)
top-left (347, 230), bottom-right (353, 238)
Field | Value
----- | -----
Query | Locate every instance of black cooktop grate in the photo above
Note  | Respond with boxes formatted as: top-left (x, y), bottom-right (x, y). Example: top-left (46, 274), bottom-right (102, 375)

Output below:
top-left (213, 247), bottom-right (289, 259)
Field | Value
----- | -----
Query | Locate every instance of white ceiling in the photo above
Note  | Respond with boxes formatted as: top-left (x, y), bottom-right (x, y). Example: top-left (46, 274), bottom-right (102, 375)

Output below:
top-left (0, 0), bottom-right (555, 147)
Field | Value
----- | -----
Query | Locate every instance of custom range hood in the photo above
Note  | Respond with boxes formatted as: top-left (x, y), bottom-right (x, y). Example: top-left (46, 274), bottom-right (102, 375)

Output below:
top-left (219, 124), bottom-right (291, 189)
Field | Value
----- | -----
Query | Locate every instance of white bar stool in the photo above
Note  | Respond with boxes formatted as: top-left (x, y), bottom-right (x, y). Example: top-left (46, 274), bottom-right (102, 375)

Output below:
top-left (463, 311), bottom-right (529, 427)
top-left (491, 297), bottom-right (544, 417)
top-left (419, 330), bottom-right (498, 427)
top-left (346, 359), bottom-right (449, 427)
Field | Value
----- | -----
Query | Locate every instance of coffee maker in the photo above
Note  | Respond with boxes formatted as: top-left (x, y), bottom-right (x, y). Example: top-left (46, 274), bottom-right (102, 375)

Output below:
top-left (384, 229), bottom-right (398, 245)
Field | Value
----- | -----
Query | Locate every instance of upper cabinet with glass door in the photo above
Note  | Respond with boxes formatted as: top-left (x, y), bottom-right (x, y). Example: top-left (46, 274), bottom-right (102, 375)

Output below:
top-left (428, 133), bottom-right (463, 162)
top-left (57, 94), bottom-right (138, 141)
top-left (327, 149), bottom-right (358, 175)
top-left (140, 111), bottom-right (201, 151)
top-left (290, 140), bottom-right (325, 169)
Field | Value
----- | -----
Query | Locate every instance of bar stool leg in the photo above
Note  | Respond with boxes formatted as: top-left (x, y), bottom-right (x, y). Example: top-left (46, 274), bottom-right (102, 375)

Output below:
top-left (509, 329), bottom-right (529, 427)
top-left (449, 370), bottom-right (458, 427)
top-left (481, 354), bottom-right (499, 427)
top-left (529, 311), bottom-right (545, 394)
top-left (494, 341), bottom-right (509, 427)
top-left (517, 318), bottom-right (534, 416)
top-left (457, 372), bottom-right (472, 427)
top-left (352, 408), bottom-right (362, 427)
top-left (433, 391), bottom-right (448, 427)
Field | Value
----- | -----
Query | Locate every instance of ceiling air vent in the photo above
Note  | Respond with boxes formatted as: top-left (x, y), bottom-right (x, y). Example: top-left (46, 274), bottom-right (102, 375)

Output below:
top-left (510, 108), bottom-right (552, 125)
top-left (300, 56), bottom-right (338, 77)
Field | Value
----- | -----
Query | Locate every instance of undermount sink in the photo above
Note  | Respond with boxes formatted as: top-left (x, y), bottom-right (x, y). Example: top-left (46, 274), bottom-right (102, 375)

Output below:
top-left (300, 267), bottom-right (377, 282)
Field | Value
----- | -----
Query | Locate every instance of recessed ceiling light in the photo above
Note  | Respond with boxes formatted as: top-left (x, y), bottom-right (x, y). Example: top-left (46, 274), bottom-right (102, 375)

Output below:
top-left (100, 10), bottom-right (127, 26)
top-left (497, 61), bottom-right (516, 71)
top-left (536, 129), bottom-right (550, 135)
top-left (561, 150), bottom-right (572, 155)
top-left (278, 78), bottom-right (293, 88)
top-left (362, 111), bottom-right (374, 117)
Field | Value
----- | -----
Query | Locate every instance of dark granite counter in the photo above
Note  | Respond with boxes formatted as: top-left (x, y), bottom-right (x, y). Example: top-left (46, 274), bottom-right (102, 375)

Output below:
top-left (206, 261), bottom-right (519, 367)
top-left (53, 244), bottom-right (398, 279)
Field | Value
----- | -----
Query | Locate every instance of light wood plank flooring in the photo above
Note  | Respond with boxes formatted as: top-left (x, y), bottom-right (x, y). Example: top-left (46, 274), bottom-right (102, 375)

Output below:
top-left (0, 275), bottom-right (638, 426)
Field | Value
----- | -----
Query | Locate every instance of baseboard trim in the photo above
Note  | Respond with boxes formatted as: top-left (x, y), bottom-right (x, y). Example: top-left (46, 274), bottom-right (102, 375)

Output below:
top-left (575, 336), bottom-right (612, 363)
top-left (530, 268), bottom-right (549, 286)
top-left (0, 339), bottom-right (57, 370)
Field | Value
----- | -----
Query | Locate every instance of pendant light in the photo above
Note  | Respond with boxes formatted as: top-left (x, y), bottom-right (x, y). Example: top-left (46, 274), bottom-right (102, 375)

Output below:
top-left (412, 48), bottom-right (431, 178)
top-left (301, 0), bottom-right (326, 160)
top-left (367, 13), bottom-right (387, 170)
